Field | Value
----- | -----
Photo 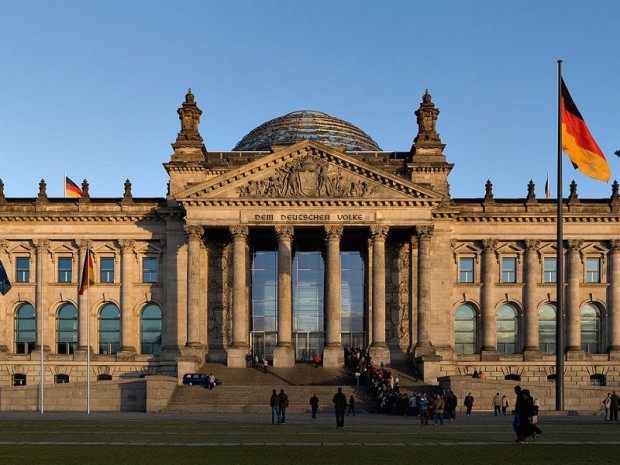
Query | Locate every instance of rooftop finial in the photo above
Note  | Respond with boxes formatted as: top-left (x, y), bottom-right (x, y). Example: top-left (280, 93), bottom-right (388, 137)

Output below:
top-left (185, 88), bottom-right (194, 103)
top-left (37, 179), bottom-right (48, 204)
top-left (412, 89), bottom-right (442, 150)
top-left (484, 179), bottom-right (494, 202)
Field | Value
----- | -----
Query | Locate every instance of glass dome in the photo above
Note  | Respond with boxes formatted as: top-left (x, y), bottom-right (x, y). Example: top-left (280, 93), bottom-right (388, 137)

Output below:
top-left (233, 110), bottom-right (381, 152)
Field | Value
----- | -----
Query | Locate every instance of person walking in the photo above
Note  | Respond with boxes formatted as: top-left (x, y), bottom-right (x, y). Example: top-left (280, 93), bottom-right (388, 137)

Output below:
top-left (603, 393), bottom-right (612, 421)
top-left (464, 392), bottom-right (474, 417)
top-left (279, 389), bottom-right (289, 424)
top-left (501, 395), bottom-right (509, 416)
top-left (433, 394), bottom-right (445, 425)
top-left (611, 391), bottom-right (620, 421)
top-left (270, 389), bottom-right (281, 425)
top-left (347, 394), bottom-right (356, 416)
top-left (513, 385), bottom-right (523, 441)
top-left (333, 387), bottom-right (347, 427)
top-left (492, 393), bottom-right (501, 416)
top-left (418, 393), bottom-right (429, 425)
top-left (310, 394), bottom-right (319, 419)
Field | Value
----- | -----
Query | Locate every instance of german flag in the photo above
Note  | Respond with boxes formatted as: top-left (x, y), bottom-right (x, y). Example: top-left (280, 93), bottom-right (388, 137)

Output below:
top-left (65, 176), bottom-right (82, 198)
top-left (78, 248), bottom-right (95, 295)
top-left (561, 78), bottom-right (610, 182)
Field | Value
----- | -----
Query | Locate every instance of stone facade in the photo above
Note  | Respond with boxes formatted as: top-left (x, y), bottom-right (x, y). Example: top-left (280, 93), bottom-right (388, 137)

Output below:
top-left (0, 89), bottom-right (619, 394)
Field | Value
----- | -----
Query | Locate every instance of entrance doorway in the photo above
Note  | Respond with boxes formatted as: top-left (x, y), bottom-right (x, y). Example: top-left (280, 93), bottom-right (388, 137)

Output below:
top-left (251, 331), bottom-right (276, 361)
top-left (294, 331), bottom-right (324, 362)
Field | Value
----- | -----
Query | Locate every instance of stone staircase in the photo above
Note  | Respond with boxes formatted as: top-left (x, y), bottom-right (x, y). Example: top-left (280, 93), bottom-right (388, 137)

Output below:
top-left (165, 362), bottom-right (434, 414)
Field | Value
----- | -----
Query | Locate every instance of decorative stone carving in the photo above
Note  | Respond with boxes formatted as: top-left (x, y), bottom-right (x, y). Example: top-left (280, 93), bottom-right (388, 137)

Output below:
top-left (526, 180), bottom-right (536, 201)
top-left (484, 180), bottom-right (494, 202)
top-left (118, 239), bottom-right (136, 253)
top-left (481, 239), bottom-right (498, 251)
top-left (569, 180), bottom-right (578, 201)
top-left (324, 225), bottom-right (343, 242)
top-left (176, 89), bottom-right (203, 144)
top-left (370, 225), bottom-right (389, 240)
top-left (413, 89), bottom-right (441, 144)
top-left (567, 239), bottom-right (583, 251)
top-left (229, 225), bottom-right (249, 240)
top-left (81, 179), bottom-right (90, 201)
top-left (37, 179), bottom-right (48, 203)
top-left (610, 239), bottom-right (620, 251)
top-left (416, 225), bottom-right (434, 240)
top-left (275, 225), bottom-right (294, 242)
top-left (75, 239), bottom-right (93, 251)
top-left (184, 225), bottom-right (204, 241)
top-left (0, 179), bottom-right (5, 204)
top-left (612, 180), bottom-right (619, 201)
top-left (524, 239), bottom-right (540, 251)
top-left (122, 179), bottom-right (133, 203)
top-left (237, 154), bottom-right (378, 198)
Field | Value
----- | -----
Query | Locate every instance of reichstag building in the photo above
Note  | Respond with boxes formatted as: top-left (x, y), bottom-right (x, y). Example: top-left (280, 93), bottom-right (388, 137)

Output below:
top-left (0, 89), bottom-right (618, 388)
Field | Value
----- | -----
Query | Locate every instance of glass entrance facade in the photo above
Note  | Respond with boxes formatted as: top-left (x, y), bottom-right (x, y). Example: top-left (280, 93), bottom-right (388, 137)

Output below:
top-left (340, 250), bottom-right (366, 349)
top-left (293, 237), bottom-right (325, 361)
top-left (250, 248), bottom-right (278, 361)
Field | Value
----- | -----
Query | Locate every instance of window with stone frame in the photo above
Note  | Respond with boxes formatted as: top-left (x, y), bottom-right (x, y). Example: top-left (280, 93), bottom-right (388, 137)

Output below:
top-left (58, 256), bottom-right (73, 283)
top-left (142, 257), bottom-right (157, 283)
top-left (543, 257), bottom-right (557, 283)
top-left (459, 257), bottom-right (475, 283)
top-left (501, 257), bottom-right (517, 283)
top-left (585, 257), bottom-right (601, 283)
top-left (100, 256), bottom-right (115, 283)
top-left (15, 256), bottom-right (30, 283)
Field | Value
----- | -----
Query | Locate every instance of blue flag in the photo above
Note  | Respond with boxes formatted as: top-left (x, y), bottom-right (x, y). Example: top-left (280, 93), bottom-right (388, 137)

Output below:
top-left (0, 258), bottom-right (11, 296)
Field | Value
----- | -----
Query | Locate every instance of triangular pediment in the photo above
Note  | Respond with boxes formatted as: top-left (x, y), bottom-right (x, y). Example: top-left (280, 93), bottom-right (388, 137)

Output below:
top-left (174, 141), bottom-right (443, 206)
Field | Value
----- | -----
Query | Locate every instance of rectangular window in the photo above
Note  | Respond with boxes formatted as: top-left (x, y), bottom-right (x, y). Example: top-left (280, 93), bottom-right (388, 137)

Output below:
top-left (16, 257), bottom-right (30, 283)
top-left (100, 257), bottom-right (115, 283)
top-left (58, 257), bottom-right (73, 283)
top-left (142, 257), bottom-right (157, 283)
top-left (544, 257), bottom-right (556, 283)
top-left (459, 257), bottom-right (474, 283)
top-left (586, 258), bottom-right (600, 283)
top-left (501, 257), bottom-right (516, 283)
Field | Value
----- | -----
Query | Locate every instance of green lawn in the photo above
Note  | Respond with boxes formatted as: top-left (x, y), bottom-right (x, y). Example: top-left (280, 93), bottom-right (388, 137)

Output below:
top-left (0, 415), bottom-right (618, 465)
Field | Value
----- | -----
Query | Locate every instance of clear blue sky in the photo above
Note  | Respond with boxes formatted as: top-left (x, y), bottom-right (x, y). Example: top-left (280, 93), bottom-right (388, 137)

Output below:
top-left (1, 0), bottom-right (619, 199)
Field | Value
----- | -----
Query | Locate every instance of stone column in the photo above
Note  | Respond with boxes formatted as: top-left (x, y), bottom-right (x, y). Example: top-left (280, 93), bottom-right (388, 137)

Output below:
top-left (609, 240), bottom-right (620, 358)
top-left (228, 225), bottom-right (249, 367)
top-left (369, 225), bottom-right (390, 364)
top-left (118, 239), bottom-right (137, 354)
top-left (523, 240), bottom-right (541, 356)
top-left (76, 240), bottom-right (91, 352)
top-left (566, 240), bottom-right (583, 353)
top-left (184, 226), bottom-right (204, 350)
top-left (481, 239), bottom-right (498, 358)
top-left (33, 240), bottom-right (50, 353)
top-left (415, 225), bottom-right (435, 356)
top-left (273, 226), bottom-right (295, 368)
top-left (323, 225), bottom-right (344, 367)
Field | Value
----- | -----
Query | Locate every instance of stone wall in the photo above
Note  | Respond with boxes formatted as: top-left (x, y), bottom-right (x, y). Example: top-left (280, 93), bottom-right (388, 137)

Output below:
top-left (439, 375), bottom-right (611, 413)
top-left (0, 376), bottom-right (177, 412)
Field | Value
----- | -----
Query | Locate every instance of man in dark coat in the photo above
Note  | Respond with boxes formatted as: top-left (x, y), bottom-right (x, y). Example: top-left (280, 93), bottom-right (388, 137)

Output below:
top-left (270, 389), bottom-right (281, 425)
top-left (611, 390), bottom-right (619, 421)
top-left (513, 385), bottom-right (523, 440)
top-left (333, 387), bottom-right (347, 427)
top-left (310, 394), bottom-right (319, 419)
top-left (279, 389), bottom-right (289, 424)
top-left (464, 392), bottom-right (474, 417)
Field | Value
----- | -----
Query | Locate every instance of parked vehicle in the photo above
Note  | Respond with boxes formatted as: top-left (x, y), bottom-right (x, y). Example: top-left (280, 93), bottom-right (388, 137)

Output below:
top-left (182, 373), bottom-right (208, 386)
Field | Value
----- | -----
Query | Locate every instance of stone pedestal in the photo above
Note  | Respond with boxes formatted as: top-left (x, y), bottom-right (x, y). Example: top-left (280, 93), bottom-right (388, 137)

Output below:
top-left (176, 356), bottom-right (201, 384)
top-left (523, 349), bottom-right (542, 361)
top-left (117, 349), bottom-right (137, 361)
top-left (416, 354), bottom-right (442, 384)
top-left (74, 347), bottom-right (91, 361)
top-left (369, 345), bottom-right (391, 366)
top-left (322, 345), bottom-right (344, 368)
top-left (480, 349), bottom-right (500, 361)
top-left (609, 348), bottom-right (620, 361)
top-left (227, 347), bottom-right (250, 368)
top-left (414, 343), bottom-right (436, 358)
top-left (566, 349), bottom-right (585, 361)
top-left (273, 345), bottom-right (295, 368)
top-left (180, 344), bottom-right (205, 361)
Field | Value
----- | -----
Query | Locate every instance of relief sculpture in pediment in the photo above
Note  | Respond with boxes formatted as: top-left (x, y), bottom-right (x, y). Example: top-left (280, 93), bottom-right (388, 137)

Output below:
top-left (237, 154), bottom-right (378, 198)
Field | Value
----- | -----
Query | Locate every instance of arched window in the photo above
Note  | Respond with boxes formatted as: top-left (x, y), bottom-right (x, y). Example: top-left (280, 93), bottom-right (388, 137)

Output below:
top-left (581, 304), bottom-right (601, 354)
top-left (15, 303), bottom-right (36, 354)
top-left (455, 304), bottom-right (477, 354)
top-left (141, 303), bottom-right (162, 355)
top-left (538, 304), bottom-right (556, 354)
top-left (497, 304), bottom-right (519, 354)
top-left (57, 303), bottom-right (78, 354)
top-left (98, 303), bottom-right (120, 355)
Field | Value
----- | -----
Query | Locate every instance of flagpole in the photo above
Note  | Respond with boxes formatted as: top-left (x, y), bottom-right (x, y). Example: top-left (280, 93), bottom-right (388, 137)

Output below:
top-left (64, 173), bottom-right (66, 198)
top-left (39, 243), bottom-right (44, 414)
top-left (556, 59), bottom-right (565, 411)
top-left (87, 249), bottom-right (91, 414)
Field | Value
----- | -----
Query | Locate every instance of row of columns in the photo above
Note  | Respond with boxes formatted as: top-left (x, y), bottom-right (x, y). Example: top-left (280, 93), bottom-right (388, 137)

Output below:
top-left (480, 238), bottom-right (620, 357)
top-left (182, 223), bottom-right (435, 367)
